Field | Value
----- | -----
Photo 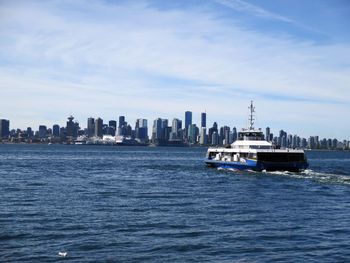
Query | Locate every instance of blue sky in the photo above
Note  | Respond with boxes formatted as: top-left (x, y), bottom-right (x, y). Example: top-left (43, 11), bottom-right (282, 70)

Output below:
top-left (0, 0), bottom-right (349, 139)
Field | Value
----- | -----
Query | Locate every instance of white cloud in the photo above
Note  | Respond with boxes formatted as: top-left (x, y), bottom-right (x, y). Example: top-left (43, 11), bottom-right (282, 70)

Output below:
top-left (0, 0), bottom-right (349, 139)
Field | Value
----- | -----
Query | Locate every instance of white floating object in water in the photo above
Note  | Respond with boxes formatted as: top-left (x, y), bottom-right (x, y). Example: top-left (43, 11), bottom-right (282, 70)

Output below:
top-left (58, 251), bottom-right (67, 257)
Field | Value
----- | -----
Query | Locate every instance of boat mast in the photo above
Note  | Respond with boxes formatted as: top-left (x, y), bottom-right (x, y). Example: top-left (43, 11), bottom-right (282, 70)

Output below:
top-left (248, 100), bottom-right (255, 130)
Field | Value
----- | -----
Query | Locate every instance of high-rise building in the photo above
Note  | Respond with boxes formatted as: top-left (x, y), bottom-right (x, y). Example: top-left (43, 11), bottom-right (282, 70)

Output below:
top-left (135, 119), bottom-right (148, 141)
top-left (188, 124), bottom-right (197, 144)
top-left (212, 131), bottom-right (219, 145)
top-left (118, 116), bottom-right (125, 128)
top-left (0, 119), bottom-right (10, 138)
top-left (171, 118), bottom-right (182, 139)
top-left (208, 122), bottom-right (218, 145)
top-left (95, 118), bottom-right (103, 138)
top-left (109, 120), bottom-right (117, 129)
top-left (87, 117), bottom-right (95, 137)
top-left (53, 124), bottom-right (60, 137)
top-left (232, 127), bottom-right (237, 142)
top-left (152, 118), bottom-right (162, 141)
top-left (266, 127), bottom-right (270, 141)
top-left (66, 115), bottom-right (77, 138)
top-left (38, 125), bottom-right (47, 138)
top-left (200, 127), bottom-right (207, 145)
top-left (185, 111), bottom-right (192, 134)
top-left (201, 112), bottom-right (206, 128)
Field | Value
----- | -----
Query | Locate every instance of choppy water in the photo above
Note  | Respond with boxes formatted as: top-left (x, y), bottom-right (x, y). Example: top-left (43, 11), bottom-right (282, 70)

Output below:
top-left (1, 145), bottom-right (350, 262)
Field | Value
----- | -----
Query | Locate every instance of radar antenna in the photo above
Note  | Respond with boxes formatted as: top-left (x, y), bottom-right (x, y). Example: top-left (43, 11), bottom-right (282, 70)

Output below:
top-left (248, 100), bottom-right (255, 130)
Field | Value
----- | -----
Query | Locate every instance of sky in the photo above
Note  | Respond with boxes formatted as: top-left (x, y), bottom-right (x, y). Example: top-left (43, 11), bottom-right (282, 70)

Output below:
top-left (0, 0), bottom-right (349, 139)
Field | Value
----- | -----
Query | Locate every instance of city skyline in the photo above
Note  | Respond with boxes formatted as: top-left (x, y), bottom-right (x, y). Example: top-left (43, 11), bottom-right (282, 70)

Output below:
top-left (1, 110), bottom-right (349, 149)
top-left (0, 0), bottom-right (349, 139)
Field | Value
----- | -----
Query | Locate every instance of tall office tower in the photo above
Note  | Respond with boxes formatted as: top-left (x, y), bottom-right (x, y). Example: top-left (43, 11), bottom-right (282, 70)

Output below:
top-left (201, 112), bottom-right (206, 128)
top-left (288, 134), bottom-right (293, 148)
top-left (171, 118), bottom-right (182, 138)
top-left (109, 120), bottom-right (117, 129)
top-left (152, 118), bottom-right (162, 141)
top-left (66, 115), bottom-right (76, 138)
top-left (135, 119), bottom-right (148, 141)
top-left (232, 127), bottom-right (237, 142)
top-left (208, 122), bottom-right (218, 145)
top-left (53, 124), bottom-right (60, 137)
top-left (87, 117), bottom-right (95, 137)
top-left (38, 125), bottom-right (47, 138)
top-left (188, 124), bottom-right (197, 144)
top-left (212, 131), bottom-right (219, 145)
top-left (278, 129), bottom-right (287, 146)
top-left (0, 119), bottom-right (10, 138)
top-left (332, 138), bottom-right (338, 149)
top-left (26, 127), bottom-right (33, 138)
top-left (160, 119), bottom-right (169, 141)
top-left (95, 118), bottom-right (103, 138)
top-left (108, 120), bottom-right (117, 136)
top-left (136, 118), bottom-right (147, 129)
top-left (224, 127), bottom-right (230, 145)
top-left (265, 127), bottom-right (270, 141)
top-left (185, 111), bottom-right (192, 135)
top-left (200, 127), bottom-right (207, 145)
top-left (118, 116), bottom-right (125, 128)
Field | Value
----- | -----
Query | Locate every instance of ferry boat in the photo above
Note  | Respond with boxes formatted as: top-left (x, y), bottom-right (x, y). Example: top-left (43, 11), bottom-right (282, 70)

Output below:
top-left (205, 101), bottom-right (308, 172)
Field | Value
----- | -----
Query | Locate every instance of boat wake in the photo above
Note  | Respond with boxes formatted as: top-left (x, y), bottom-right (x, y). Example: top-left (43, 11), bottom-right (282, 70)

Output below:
top-left (266, 169), bottom-right (350, 185)
top-left (217, 168), bottom-right (350, 185)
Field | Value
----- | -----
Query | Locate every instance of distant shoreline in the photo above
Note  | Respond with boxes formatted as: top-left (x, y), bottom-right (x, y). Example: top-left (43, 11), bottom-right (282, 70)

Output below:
top-left (0, 142), bottom-right (349, 151)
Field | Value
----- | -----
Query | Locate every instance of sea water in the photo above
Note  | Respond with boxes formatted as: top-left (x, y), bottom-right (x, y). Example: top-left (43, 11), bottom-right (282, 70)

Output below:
top-left (1, 145), bottom-right (350, 262)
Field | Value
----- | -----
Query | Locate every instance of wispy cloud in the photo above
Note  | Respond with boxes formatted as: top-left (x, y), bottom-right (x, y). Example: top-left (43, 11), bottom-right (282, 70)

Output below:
top-left (215, 0), bottom-right (293, 22)
top-left (0, 0), bottom-right (349, 138)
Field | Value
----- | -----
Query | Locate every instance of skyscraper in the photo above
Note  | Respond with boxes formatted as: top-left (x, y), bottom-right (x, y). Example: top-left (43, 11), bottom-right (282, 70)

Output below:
top-left (95, 118), bottom-right (103, 138)
top-left (38, 125), bottom-right (47, 138)
top-left (201, 112), bottom-right (206, 128)
top-left (53, 124), bottom-right (60, 137)
top-left (200, 127), bottom-right (207, 145)
top-left (66, 115), bottom-right (76, 138)
top-left (0, 119), bottom-right (10, 138)
top-left (118, 116), bottom-right (125, 128)
top-left (135, 119), bottom-right (148, 141)
top-left (188, 124), bottom-right (197, 144)
top-left (232, 127), bottom-right (237, 142)
top-left (185, 111), bottom-right (192, 134)
top-left (152, 118), bottom-right (162, 141)
top-left (109, 120), bottom-right (117, 129)
top-left (266, 127), bottom-right (270, 141)
top-left (171, 118), bottom-right (182, 138)
top-left (87, 117), bottom-right (95, 137)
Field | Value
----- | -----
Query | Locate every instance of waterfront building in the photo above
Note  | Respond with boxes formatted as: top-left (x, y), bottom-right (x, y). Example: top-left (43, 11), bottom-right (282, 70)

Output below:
top-left (118, 116), bottom-right (125, 128)
top-left (38, 125), bottom-right (47, 138)
top-left (171, 118), bottom-right (182, 139)
top-left (0, 119), bottom-right (10, 138)
top-left (188, 124), bottom-right (197, 144)
top-left (135, 119), bottom-right (148, 141)
top-left (53, 125), bottom-right (60, 137)
top-left (109, 120), bottom-right (117, 129)
top-left (26, 127), bottom-right (33, 138)
top-left (152, 118), bottom-right (163, 142)
top-left (208, 122), bottom-right (218, 145)
top-left (185, 111), bottom-right (192, 135)
top-left (266, 127), bottom-right (270, 142)
top-left (66, 115), bottom-right (79, 138)
top-left (200, 127), bottom-right (207, 145)
top-left (232, 127), bottom-right (237, 142)
top-left (95, 118), bottom-right (103, 138)
top-left (201, 112), bottom-right (206, 128)
top-left (87, 117), bottom-right (95, 137)
top-left (212, 131), bottom-right (219, 145)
